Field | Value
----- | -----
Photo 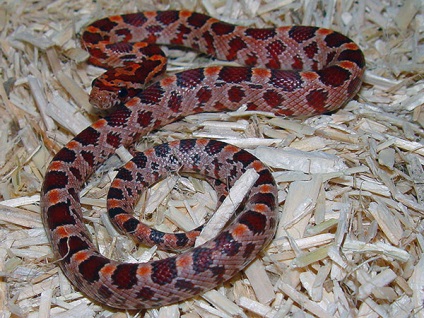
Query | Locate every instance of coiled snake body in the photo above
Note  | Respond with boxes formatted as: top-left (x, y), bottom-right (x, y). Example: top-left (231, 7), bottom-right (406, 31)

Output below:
top-left (41, 10), bottom-right (365, 309)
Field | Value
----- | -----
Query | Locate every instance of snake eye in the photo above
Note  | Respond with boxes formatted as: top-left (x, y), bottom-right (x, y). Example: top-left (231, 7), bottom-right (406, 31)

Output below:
top-left (118, 88), bottom-right (129, 99)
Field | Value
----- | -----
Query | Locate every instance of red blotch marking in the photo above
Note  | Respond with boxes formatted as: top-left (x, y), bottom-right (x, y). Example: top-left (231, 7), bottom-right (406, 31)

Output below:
top-left (196, 86), bottom-right (212, 105)
top-left (85, 25), bottom-right (101, 34)
top-left (202, 31), bottom-right (215, 55)
top-left (145, 25), bottom-right (162, 39)
top-left (326, 51), bottom-right (336, 65)
top-left (156, 11), bottom-right (179, 25)
top-left (265, 40), bottom-right (287, 69)
top-left (123, 160), bottom-right (137, 172)
top-left (114, 28), bottom-right (132, 42)
top-left (211, 22), bottom-right (235, 35)
top-left (306, 88), bottom-right (328, 113)
top-left (82, 31), bottom-right (104, 45)
top-left (243, 242), bottom-right (256, 260)
top-left (227, 37), bottom-right (247, 61)
top-left (291, 54), bottom-right (303, 70)
top-left (43, 171), bottom-right (68, 192)
top-left (144, 148), bottom-right (155, 157)
top-left (46, 202), bottom-right (76, 229)
top-left (167, 91), bottom-right (183, 113)
top-left (111, 263), bottom-right (138, 288)
top-left (212, 101), bottom-right (227, 111)
top-left (244, 53), bottom-right (258, 66)
top-left (257, 170), bottom-right (276, 187)
top-left (271, 70), bottom-right (303, 91)
top-left (245, 28), bottom-right (276, 40)
top-left (70, 167), bottom-right (82, 182)
top-left (246, 102), bottom-right (258, 110)
top-left (289, 26), bottom-right (318, 43)
top-left (137, 287), bottom-right (155, 300)
top-left (227, 86), bottom-right (245, 103)
top-left (58, 236), bottom-right (90, 261)
top-left (215, 232), bottom-right (241, 256)
top-left (186, 11), bottom-right (210, 27)
top-left (106, 132), bottom-right (121, 148)
top-left (87, 47), bottom-right (109, 62)
top-left (75, 126), bottom-right (101, 146)
top-left (323, 30), bottom-right (350, 47)
top-left (263, 90), bottom-right (284, 108)
top-left (93, 17), bottom-right (120, 32)
top-left (81, 151), bottom-right (95, 166)
top-left (238, 210), bottom-right (267, 234)
top-left (177, 68), bottom-right (205, 87)
top-left (338, 49), bottom-right (366, 68)
top-left (121, 13), bottom-right (147, 27)
top-left (143, 33), bottom-right (158, 43)
top-left (219, 67), bottom-right (251, 83)
top-left (137, 110), bottom-right (154, 127)
top-left (318, 65), bottom-right (351, 87)
top-left (171, 24), bottom-right (191, 45)
top-left (192, 248), bottom-right (213, 273)
top-left (151, 258), bottom-right (178, 285)
top-left (275, 108), bottom-right (294, 116)
top-left (304, 42), bottom-right (318, 59)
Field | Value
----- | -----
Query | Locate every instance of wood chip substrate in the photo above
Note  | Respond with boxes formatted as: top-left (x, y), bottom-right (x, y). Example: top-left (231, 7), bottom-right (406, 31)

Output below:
top-left (0, 0), bottom-right (423, 317)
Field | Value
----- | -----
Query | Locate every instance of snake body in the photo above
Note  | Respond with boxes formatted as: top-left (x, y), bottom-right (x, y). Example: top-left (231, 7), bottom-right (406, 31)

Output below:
top-left (41, 10), bottom-right (365, 309)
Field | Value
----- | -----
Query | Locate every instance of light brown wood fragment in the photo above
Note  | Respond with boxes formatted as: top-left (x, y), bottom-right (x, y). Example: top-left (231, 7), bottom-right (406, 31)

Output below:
top-left (406, 154), bottom-right (424, 203)
top-left (277, 179), bottom-right (319, 238)
top-left (244, 259), bottom-right (275, 304)
top-left (279, 282), bottom-right (333, 318)
top-left (368, 201), bottom-right (403, 245)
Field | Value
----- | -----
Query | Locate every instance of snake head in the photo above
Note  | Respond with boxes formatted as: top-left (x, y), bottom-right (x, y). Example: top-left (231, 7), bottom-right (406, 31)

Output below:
top-left (89, 75), bottom-right (135, 110)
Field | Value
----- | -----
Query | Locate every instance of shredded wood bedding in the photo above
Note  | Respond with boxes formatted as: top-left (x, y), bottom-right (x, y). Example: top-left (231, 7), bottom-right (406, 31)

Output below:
top-left (0, 0), bottom-right (423, 317)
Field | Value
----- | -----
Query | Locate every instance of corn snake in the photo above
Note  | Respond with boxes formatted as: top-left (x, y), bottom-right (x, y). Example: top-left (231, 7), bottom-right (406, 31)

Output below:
top-left (41, 10), bottom-right (365, 309)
